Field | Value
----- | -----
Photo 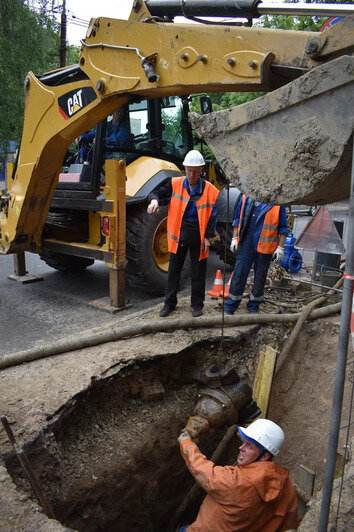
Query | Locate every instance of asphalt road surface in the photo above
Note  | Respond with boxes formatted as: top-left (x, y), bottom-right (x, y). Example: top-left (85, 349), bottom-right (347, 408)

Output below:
top-left (0, 250), bottom-right (227, 357)
top-left (0, 199), bottom-right (348, 358)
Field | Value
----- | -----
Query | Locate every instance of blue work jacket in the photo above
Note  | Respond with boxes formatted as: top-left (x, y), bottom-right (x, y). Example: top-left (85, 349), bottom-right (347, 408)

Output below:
top-left (233, 196), bottom-right (289, 249)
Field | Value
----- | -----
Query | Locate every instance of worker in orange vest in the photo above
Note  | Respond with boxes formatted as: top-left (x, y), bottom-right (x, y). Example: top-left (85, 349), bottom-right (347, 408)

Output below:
top-left (147, 150), bottom-right (219, 318)
top-left (225, 194), bottom-right (289, 314)
top-left (178, 418), bottom-right (299, 532)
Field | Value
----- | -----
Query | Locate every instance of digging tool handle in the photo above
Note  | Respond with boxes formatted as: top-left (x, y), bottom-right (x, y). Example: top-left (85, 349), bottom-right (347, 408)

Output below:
top-left (0, 415), bottom-right (56, 519)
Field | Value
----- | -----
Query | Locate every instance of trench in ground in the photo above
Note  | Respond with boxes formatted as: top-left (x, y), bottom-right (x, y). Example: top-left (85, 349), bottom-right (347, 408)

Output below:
top-left (4, 335), bottom-right (261, 531)
top-left (3, 319), bottom-right (347, 531)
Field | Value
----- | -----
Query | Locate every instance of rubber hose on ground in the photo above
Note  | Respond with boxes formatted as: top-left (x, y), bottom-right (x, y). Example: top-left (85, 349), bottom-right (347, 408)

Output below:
top-left (0, 302), bottom-right (341, 370)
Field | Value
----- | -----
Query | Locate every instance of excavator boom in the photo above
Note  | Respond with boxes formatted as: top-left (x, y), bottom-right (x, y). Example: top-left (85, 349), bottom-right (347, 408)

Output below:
top-left (0, 1), bottom-right (353, 254)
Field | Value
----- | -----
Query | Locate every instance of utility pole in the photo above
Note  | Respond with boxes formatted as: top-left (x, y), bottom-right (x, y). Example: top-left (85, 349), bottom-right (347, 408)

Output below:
top-left (60, 0), bottom-right (67, 67)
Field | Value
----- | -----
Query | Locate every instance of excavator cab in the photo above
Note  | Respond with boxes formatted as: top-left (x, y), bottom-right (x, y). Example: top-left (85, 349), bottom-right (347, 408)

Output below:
top-left (41, 94), bottom-right (223, 295)
top-left (55, 95), bottom-right (210, 195)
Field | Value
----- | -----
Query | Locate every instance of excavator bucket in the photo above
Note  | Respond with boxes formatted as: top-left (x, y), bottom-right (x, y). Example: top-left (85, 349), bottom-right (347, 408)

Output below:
top-left (190, 55), bottom-right (354, 205)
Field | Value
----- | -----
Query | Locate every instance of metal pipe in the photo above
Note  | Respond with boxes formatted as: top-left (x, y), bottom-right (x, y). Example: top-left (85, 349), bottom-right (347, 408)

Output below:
top-left (145, 0), bottom-right (262, 19)
top-left (0, 415), bottom-right (56, 519)
top-left (283, 276), bottom-right (343, 294)
top-left (144, 0), bottom-right (354, 20)
top-left (319, 137), bottom-right (354, 531)
top-left (259, 2), bottom-right (354, 17)
top-left (0, 302), bottom-right (341, 370)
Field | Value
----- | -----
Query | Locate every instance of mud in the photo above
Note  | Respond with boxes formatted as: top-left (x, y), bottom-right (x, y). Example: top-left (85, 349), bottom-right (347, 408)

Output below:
top-left (299, 438), bottom-right (354, 531)
top-left (0, 296), bottom-right (352, 531)
top-left (3, 339), bottom-right (256, 531)
top-left (190, 55), bottom-right (353, 205)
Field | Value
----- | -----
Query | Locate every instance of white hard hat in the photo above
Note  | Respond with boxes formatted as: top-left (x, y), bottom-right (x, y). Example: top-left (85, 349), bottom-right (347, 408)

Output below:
top-left (238, 419), bottom-right (285, 456)
top-left (183, 150), bottom-right (205, 166)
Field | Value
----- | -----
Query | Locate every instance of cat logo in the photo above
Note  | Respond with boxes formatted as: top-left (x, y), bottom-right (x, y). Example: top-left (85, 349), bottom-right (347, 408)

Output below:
top-left (58, 87), bottom-right (97, 120)
top-left (68, 89), bottom-right (83, 116)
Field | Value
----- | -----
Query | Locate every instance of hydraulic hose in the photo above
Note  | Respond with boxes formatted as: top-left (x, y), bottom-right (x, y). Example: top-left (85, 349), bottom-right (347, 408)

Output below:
top-left (0, 302), bottom-right (341, 370)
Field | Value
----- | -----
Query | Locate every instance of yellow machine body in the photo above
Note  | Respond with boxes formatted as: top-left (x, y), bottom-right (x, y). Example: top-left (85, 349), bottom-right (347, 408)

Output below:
top-left (0, 1), bottom-right (352, 295)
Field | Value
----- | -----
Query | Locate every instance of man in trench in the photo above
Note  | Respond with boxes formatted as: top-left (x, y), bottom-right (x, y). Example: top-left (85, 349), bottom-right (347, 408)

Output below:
top-left (147, 150), bottom-right (219, 318)
top-left (177, 418), bottom-right (299, 531)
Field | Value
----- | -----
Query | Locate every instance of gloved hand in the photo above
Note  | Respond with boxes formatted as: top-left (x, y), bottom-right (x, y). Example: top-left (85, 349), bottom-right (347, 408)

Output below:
top-left (273, 246), bottom-right (284, 262)
top-left (178, 431), bottom-right (192, 443)
top-left (147, 199), bottom-right (159, 213)
top-left (182, 416), bottom-right (210, 439)
top-left (230, 237), bottom-right (238, 253)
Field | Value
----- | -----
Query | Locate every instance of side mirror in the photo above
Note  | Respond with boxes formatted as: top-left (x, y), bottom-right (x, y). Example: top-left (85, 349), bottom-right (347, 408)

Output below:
top-left (200, 95), bottom-right (212, 114)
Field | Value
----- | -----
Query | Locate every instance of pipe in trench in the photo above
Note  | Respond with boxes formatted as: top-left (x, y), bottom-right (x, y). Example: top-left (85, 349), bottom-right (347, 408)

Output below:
top-left (171, 280), bottom-right (343, 527)
top-left (0, 302), bottom-right (341, 370)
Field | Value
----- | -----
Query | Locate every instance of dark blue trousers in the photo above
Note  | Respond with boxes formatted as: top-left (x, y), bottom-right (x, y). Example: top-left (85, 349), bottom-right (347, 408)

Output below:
top-left (164, 220), bottom-right (207, 309)
top-left (225, 214), bottom-right (272, 313)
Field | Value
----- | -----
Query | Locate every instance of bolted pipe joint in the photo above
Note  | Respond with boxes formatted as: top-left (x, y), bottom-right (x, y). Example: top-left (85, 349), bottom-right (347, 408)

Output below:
top-left (194, 376), bottom-right (260, 428)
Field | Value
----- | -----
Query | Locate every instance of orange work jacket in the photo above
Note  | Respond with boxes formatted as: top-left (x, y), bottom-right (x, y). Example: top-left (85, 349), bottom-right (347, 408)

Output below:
top-left (236, 194), bottom-right (281, 254)
top-left (167, 177), bottom-right (219, 260)
top-left (180, 439), bottom-right (299, 532)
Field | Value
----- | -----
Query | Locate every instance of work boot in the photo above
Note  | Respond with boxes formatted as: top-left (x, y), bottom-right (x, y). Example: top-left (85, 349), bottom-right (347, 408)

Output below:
top-left (159, 305), bottom-right (174, 317)
top-left (192, 307), bottom-right (203, 317)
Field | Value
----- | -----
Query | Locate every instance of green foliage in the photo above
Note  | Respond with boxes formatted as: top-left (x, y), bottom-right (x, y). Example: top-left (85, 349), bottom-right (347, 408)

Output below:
top-left (189, 91), bottom-right (264, 114)
top-left (258, 0), bottom-right (348, 31)
top-left (0, 0), bottom-right (61, 149)
top-left (67, 45), bottom-right (80, 65)
top-left (161, 107), bottom-right (182, 141)
top-left (258, 14), bottom-right (325, 31)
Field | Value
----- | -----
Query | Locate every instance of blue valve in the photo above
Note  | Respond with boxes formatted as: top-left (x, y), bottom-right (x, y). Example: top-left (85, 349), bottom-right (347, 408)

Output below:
top-left (280, 233), bottom-right (302, 273)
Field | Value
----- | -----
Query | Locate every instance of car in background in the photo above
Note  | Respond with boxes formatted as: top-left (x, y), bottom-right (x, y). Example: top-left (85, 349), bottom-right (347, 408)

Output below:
top-left (286, 205), bottom-right (317, 216)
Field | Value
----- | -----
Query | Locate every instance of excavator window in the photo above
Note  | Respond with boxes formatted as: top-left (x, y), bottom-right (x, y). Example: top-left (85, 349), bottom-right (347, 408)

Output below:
top-left (55, 96), bottom-right (193, 198)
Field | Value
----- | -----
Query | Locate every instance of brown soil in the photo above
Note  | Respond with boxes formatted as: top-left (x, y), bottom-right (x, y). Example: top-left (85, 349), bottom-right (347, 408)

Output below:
top-left (0, 295), bottom-right (352, 531)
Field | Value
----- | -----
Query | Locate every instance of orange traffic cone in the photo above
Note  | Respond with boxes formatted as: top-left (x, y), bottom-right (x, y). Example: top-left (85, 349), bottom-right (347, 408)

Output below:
top-left (207, 270), bottom-right (223, 297)
top-left (221, 272), bottom-right (233, 298)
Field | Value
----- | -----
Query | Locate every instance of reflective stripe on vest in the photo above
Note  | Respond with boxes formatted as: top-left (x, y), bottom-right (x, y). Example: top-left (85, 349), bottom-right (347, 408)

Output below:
top-left (236, 195), bottom-right (280, 254)
top-left (257, 206), bottom-right (280, 254)
top-left (167, 176), bottom-right (219, 260)
top-left (236, 194), bottom-right (247, 246)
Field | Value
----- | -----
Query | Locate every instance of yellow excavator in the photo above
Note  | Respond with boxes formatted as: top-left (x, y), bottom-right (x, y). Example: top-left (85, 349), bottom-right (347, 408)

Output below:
top-left (0, 0), bottom-right (353, 305)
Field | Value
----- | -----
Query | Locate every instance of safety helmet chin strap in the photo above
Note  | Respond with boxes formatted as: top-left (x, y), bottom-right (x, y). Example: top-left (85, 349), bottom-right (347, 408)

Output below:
top-left (253, 448), bottom-right (273, 463)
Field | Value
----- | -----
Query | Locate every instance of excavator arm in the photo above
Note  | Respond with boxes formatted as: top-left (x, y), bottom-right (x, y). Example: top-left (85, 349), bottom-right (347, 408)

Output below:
top-left (1, 0), bottom-right (353, 254)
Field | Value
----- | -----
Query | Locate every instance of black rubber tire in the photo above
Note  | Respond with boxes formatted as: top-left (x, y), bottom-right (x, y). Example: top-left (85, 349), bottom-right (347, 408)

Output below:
top-left (214, 222), bottom-right (235, 267)
top-left (39, 251), bottom-right (94, 272)
top-left (126, 206), bottom-right (169, 295)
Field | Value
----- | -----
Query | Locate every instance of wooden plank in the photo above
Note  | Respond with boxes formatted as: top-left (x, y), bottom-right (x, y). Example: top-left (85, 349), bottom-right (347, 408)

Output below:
top-left (253, 346), bottom-right (277, 418)
top-left (334, 451), bottom-right (345, 479)
top-left (297, 464), bottom-right (315, 495)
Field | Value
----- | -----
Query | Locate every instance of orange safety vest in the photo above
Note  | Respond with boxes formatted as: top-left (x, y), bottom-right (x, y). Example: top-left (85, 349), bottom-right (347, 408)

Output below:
top-left (167, 176), bottom-right (219, 260)
top-left (236, 194), bottom-right (280, 254)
